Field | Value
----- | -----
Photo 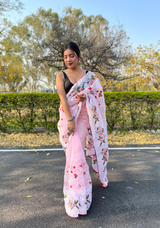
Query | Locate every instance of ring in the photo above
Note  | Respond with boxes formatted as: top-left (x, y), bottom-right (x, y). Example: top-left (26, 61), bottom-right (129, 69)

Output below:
top-left (69, 129), bottom-right (74, 133)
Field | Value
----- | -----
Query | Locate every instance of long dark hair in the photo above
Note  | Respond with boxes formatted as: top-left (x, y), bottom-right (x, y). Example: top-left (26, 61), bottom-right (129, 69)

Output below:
top-left (62, 41), bottom-right (80, 58)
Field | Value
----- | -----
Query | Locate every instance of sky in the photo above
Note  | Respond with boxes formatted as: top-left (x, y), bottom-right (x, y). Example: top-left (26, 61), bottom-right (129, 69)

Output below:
top-left (10, 0), bottom-right (160, 49)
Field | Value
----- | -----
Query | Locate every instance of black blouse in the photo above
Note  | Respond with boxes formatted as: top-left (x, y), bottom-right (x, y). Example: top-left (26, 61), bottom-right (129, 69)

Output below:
top-left (63, 71), bottom-right (88, 94)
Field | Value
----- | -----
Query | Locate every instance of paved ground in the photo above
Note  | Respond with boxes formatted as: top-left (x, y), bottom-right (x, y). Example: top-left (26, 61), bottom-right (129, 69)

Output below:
top-left (0, 145), bottom-right (160, 228)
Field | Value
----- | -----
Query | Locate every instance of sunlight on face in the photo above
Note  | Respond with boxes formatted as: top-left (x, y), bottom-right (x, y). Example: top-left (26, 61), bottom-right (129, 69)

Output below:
top-left (63, 48), bottom-right (78, 68)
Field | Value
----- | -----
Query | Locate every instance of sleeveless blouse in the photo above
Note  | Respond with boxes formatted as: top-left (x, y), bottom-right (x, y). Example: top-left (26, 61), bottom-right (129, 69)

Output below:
top-left (63, 71), bottom-right (88, 94)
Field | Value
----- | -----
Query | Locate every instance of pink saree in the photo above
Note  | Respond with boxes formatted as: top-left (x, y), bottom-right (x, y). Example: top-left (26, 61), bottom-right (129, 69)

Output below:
top-left (58, 71), bottom-right (109, 217)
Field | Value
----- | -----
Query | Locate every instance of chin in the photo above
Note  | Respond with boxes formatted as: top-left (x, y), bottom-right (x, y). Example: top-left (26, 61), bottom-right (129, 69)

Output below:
top-left (68, 65), bottom-right (76, 69)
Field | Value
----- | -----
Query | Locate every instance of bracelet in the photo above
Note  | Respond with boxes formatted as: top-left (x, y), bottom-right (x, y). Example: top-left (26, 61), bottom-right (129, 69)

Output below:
top-left (67, 116), bottom-right (75, 122)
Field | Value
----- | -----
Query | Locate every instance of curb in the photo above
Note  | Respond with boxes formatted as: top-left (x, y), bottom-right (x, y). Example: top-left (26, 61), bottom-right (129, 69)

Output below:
top-left (0, 146), bottom-right (160, 152)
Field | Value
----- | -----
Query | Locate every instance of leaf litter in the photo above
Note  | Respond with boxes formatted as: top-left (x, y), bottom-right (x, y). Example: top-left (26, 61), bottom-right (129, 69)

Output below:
top-left (0, 131), bottom-right (160, 148)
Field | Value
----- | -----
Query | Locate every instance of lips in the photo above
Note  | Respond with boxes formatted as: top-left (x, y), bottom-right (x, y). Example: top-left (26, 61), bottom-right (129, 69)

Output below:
top-left (68, 63), bottom-right (72, 66)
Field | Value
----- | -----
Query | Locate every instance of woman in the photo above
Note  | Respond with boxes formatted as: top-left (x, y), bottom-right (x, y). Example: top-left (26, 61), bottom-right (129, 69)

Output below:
top-left (56, 41), bottom-right (109, 218)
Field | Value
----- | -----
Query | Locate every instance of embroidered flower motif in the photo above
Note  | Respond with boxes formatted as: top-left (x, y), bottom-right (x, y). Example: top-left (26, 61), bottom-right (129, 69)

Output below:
top-left (86, 137), bottom-right (94, 150)
top-left (68, 91), bottom-right (79, 99)
top-left (98, 91), bottom-right (103, 97)
top-left (62, 129), bottom-right (72, 144)
top-left (68, 200), bottom-right (79, 210)
top-left (96, 127), bottom-right (106, 146)
top-left (66, 195), bottom-right (91, 210)
top-left (92, 106), bottom-right (99, 124)
top-left (77, 84), bottom-right (85, 92)
top-left (60, 73), bottom-right (108, 216)
top-left (87, 75), bottom-right (97, 85)
top-left (101, 148), bottom-right (109, 164)
top-left (92, 155), bottom-right (97, 164)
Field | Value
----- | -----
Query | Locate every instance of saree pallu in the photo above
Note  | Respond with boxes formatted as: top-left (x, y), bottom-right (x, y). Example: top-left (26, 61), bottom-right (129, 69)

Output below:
top-left (58, 71), bottom-right (109, 217)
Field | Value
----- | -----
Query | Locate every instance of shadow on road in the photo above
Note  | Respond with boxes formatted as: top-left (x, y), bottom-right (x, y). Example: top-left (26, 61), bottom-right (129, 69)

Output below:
top-left (0, 148), bottom-right (160, 228)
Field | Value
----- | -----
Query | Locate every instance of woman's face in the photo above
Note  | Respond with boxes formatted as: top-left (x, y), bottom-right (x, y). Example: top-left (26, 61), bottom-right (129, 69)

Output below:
top-left (63, 48), bottom-right (79, 69)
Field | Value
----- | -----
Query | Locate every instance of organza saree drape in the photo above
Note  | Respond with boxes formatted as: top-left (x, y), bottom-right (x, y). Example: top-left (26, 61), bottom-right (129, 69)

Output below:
top-left (58, 71), bottom-right (109, 217)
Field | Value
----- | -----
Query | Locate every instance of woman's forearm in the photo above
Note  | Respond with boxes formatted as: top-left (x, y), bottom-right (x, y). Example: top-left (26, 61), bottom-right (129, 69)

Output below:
top-left (61, 99), bottom-right (73, 120)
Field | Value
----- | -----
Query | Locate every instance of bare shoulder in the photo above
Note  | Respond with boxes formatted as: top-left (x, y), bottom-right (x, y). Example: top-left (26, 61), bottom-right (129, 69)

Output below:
top-left (56, 71), bottom-right (64, 78)
top-left (56, 71), bottom-right (64, 82)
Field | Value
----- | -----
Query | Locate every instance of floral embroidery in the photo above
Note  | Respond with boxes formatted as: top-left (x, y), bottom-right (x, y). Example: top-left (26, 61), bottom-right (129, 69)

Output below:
top-left (98, 91), bottom-right (103, 97)
top-left (92, 155), bottom-right (97, 164)
top-left (69, 199), bottom-right (79, 210)
top-left (87, 75), bottom-right (97, 85)
top-left (87, 75), bottom-right (97, 90)
top-left (59, 71), bottom-right (109, 217)
top-left (74, 104), bottom-right (81, 119)
top-left (86, 194), bottom-right (91, 204)
top-left (68, 91), bottom-right (79, 99)
top-left (77, 83), bottom-right (85, 92)
top-left (96, 127), bottom-right (106, 146)
top-left (101, 148), bottom-right (109, 165)
top-left (86, 137), bottom-right (94, 150)
top-left (62, 129), bottom-right (72, 144)
top-left (65, 194), bottom-right (91, 210)
top-left (92, 106), bottom-right (99, 124)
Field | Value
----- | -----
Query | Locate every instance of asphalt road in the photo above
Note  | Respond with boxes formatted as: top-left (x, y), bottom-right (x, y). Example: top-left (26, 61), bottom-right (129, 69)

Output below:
top-left (0, 146), bottom-right (160, 228)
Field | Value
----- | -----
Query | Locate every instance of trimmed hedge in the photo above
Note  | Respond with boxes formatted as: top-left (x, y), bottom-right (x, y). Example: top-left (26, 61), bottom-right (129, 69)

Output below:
top-left (0, 93), bottom-right (60, 132)
top-left (104, 92), bottom-right (160, 131)
top-left (0, 92), bottom-right (160, 132)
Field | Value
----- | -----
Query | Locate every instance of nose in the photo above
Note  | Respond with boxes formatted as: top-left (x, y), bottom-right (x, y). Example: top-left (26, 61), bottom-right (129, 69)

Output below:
top-left (67, 56), bottom-right (72, 61)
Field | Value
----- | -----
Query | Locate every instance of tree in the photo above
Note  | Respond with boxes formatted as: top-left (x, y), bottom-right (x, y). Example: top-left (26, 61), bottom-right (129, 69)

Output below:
top-left (34, 7), bottom-right (132, 81)
top-left (0, 0), bottom-right (23, 38)
top-left (1, 8), bottom-right (56, 92)
top-left (0, 54), bottom-right (24, 92)
top-left (123, 41), bottom-right (160, 91)
top-left (1, 7), bottom-right (132, 93)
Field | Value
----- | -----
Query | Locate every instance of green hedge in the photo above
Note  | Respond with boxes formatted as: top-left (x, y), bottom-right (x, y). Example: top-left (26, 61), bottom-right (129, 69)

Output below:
top-left (104, 92), bottom-right (160, 131)
top-left (0, 92), bottom-right (160, 133)
top-left (0, 93), bottom-right (60, 132)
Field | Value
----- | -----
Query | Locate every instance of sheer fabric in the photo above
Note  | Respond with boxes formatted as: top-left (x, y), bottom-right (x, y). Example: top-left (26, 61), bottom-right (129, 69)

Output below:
top-left (58, 71), bottom-right (109, 217)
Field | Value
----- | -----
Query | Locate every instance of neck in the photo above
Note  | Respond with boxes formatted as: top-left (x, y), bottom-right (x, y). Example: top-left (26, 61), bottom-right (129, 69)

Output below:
top-left (67, 65), bottom-right (81, 73)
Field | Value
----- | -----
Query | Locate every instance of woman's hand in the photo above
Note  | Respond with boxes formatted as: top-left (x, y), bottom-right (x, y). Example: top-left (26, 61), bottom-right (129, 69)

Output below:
top-left (67, 120), bottom-right (75, 136)
top-left (77, 94), bottom-right (86, 102)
